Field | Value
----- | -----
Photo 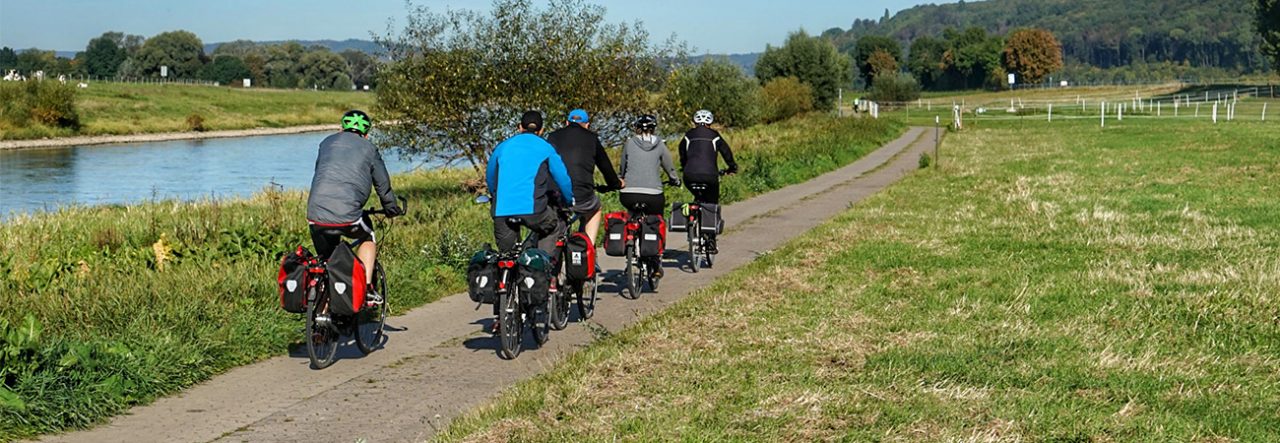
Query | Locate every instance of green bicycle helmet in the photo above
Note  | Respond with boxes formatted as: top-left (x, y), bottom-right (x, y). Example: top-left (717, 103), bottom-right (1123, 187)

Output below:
top-left (341, 109), bottom-right (372, 135)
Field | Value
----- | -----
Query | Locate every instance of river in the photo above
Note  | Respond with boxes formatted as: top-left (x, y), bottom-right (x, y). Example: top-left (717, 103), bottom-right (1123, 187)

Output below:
top-left (0, 132), bottom-right (427, 218)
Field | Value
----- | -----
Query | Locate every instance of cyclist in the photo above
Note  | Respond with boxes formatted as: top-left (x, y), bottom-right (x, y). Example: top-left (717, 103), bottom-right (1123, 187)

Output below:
top-left (306, 110), bottom-right (404, 300)
top-left (619, 114), bottom-right (679, 278)
top-left (486, 110), bottom-right (575, 254)
top-left (546, 108), bottom-right (623, 245)
top-left (677, 109), bottom-right (737, 254)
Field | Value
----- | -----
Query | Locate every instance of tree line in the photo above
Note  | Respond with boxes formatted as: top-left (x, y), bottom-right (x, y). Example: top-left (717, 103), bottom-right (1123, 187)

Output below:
top-left (823, 0), bottom-right (1264, 84)
top-left (0, 31), bottom-right (379, 90)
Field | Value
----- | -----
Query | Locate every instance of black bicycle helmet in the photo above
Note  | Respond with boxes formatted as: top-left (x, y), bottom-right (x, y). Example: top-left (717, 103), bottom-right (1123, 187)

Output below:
top-left (634, 114), bottom-right (658, 133)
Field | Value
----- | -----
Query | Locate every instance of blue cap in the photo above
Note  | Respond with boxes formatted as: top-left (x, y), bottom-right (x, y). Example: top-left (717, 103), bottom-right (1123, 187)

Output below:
top-left (568, 109), bottom-right (589, 124)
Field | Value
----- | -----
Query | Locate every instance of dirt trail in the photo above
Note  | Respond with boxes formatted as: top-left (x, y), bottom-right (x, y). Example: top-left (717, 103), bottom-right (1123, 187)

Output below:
top-left (35, 127), bottom-right (935, 443)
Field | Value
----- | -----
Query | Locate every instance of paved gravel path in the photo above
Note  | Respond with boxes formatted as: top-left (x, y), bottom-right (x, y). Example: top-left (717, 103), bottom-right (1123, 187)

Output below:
top-left (36, 126), bottom-right (934, 443)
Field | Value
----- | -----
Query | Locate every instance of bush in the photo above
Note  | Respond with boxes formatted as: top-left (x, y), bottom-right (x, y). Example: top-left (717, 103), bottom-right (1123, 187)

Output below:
top-left (760, 76), bottom-right (814, 123)
top-left (0, 81), bottom-right (80, 130)
top-left (185, 114), bottom-right (206, 132)
top-left (662, 58), bottom-right (761, 128)
top-left (866, 73), bottom-right (921, 103)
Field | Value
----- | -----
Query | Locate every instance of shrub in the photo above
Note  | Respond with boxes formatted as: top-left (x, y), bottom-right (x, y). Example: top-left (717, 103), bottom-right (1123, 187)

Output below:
top-left (760, 76), bottom-right (814, 123)
top-left (0, 81), bottom-right (80, 130)
top-left (185, 114), bottom-right (206, 132)
top-left (866, 73), bottom-right (921, 103)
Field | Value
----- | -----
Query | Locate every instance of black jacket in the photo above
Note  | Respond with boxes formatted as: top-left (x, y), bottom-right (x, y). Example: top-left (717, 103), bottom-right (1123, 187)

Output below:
top-left (546, 123), bottom-right (623, 198)
top-left (679, 125), bottom-right (737, 180)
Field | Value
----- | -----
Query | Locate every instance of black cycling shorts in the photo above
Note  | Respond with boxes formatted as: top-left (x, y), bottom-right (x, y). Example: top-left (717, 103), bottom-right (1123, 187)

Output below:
top-left (309, 215), bottom-right (375, 259)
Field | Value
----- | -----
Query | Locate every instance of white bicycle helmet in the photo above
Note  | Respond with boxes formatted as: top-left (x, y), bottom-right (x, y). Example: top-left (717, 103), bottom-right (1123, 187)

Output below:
top-left (693, 109), bottom-right (714, 125)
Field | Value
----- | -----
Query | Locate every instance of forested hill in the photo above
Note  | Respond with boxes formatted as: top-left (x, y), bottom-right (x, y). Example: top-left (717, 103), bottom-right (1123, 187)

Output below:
top-left (823, 0), bottom-right (1264, 73)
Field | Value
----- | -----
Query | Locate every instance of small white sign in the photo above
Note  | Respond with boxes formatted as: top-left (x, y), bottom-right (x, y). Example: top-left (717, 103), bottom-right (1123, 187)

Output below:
top-left (160, 65), bottom-right (168, 77)
top-left (1007, 73), bottom-right (1015, 85)
top-left (243, 78), bottom-right (252, 88)
top-left (1060, 80), bottom-right (1069, 87)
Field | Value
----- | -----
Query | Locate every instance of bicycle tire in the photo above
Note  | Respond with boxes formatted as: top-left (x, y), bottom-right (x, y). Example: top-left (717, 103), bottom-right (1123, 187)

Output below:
top-left (531, 302), bottom-right (550, 346)
top-left (549, 285), bottom-right (570, 331)
top-left (688, 222), bottom-right (701, 273)
top-left (355, 263), bottom-right (387, 355)
top-left (305, 284), bottom-right (339, 369)
top-left (576, 277), bottom-right (596, 320)
top-left (622, 246), bottom-right (641, 299)
top-left (498, 288), bottom-right (522, 359)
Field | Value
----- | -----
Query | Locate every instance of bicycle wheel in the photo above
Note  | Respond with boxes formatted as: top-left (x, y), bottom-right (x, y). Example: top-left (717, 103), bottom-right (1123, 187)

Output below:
top-left (305, 284), bottom-right (339, 369)
top-left (622, 246), bottom-right (641, 299)
top-left (549, 277), bottom-right (570, 331)
top-left (576, 277), bottom-right (596, 320)
top-left (688, 223), bottom-right (701, 273)
top-left (498, 288), bottom-right (522, 360)
top-left (531, 301), bottom-right (550, 346)
top-left (355, 263), bottom-right (387, 355)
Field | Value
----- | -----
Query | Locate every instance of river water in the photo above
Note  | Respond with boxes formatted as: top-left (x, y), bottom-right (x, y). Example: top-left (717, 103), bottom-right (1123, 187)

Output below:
top-left (0, 132), bottom-right (425, 218)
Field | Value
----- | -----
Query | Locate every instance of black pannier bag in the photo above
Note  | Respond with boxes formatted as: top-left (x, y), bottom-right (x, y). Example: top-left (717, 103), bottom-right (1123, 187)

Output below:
top-left (517, 248), bottom-right (553, 306)
top-left (604, 211), bottom-right (628, 257)
top-left (325, 243), bottom-right (367, 316)
top-left (639, 215), bottom-right (666, 257)
top-left (562, 232), bottom-right (595, 281)
top-left (467, 246), bottom-right (499, 304)
top-left (699, 203), bottom-right (723, 235)
top-left (277, 246), bottom-right (314, 313)
top-left (668, 202), bottom-right (689, 232)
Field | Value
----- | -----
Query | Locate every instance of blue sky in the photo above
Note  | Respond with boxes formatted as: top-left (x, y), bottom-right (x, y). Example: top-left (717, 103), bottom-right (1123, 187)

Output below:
top-left (0, 0), bottom-right (944, 54)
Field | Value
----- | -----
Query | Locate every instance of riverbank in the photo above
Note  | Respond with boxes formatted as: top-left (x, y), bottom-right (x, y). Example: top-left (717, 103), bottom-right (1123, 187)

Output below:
top-left (0, 124), bottom-right (333, 150)
top-left (0, 82), bottom-right (373, 144)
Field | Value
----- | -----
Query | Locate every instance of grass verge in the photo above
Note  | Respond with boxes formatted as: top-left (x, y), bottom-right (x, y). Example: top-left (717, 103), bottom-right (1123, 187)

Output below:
top-left (434, 116), bottom-right (1280, 441)
top-left (0, 114), bottom-right (901, 440)
top-left (0, 82), bottom-right (374, 140)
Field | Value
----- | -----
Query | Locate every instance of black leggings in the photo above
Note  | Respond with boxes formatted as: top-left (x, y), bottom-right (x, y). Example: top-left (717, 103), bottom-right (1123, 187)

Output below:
top-left (619, 192), bottom-right (666, 216)
top-left (683, 176), bottom-right (719, 204)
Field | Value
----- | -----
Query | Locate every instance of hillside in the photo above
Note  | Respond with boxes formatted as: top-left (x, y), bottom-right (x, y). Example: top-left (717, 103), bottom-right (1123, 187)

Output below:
top-left (204, 38), bottom-right (381, 55)
top-left (826, 0), bottom-right (1263, 73)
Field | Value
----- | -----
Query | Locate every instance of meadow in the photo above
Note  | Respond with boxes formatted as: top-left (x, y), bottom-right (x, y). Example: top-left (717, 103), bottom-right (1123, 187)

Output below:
top-left (435, 104), bottom-right (1280, 441)
top-left (0, 114), bottom-right (900, 439)
top-left (0, 81), bottom-right (375, 140)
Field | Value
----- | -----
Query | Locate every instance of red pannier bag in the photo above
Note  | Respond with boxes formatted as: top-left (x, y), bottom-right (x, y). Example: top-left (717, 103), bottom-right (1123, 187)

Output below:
top-left (325, 243), bottom-right (367, 316)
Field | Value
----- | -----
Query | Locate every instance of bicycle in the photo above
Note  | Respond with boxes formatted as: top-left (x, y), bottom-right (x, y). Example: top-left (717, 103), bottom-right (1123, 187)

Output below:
top-left (549, 210), bottom-right (596, 330)
top-left (616, 182), bottom-right (675, 299)
top-left (303, 200), bottom-right (403, 370)
top-left (683, 171), bottom-right (729, 273)
top-left (475, 195), bottom-right (554, 360)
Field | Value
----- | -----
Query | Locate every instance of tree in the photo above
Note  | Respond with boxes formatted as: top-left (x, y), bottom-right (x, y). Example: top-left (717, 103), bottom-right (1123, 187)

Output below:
top-left (376, 0), bottom-right (680, 175)
top-left (199, 55), bottom-right (252, 84)
top-left (15, 49), bottom-right (56, 74)
top-left (760, 76), bottom-right (813, 123)
top-left (754, 30), bottom-right (852, 110)
top-left (298, 50), bottom-right (353, 90)
top-left (263, 42), bottom-right (305, 88)
top-left (0, 47), bottom-right (16, 72)
top-left (867, 49), bottom-right (898, 82)
top-left (341, 50), bottom-right (378, 89)
top-left (663, 58), bottom-right (761, 128)
top-left (908, 36), bottom-right (947, 89)
top-left (1002, 28), bottom-right (1063, 85)
top-left (83, 32), bottom-right (128, 78)
top-left (942, 27), bottom-right (1003, 90)
top-left (1257, 0), bottom-right (1280, 71)
top-left (128, 30), bottom-right (206, 78)
top-left (212, 40), bottom-right (259, 58)
top-left (852, 35), bottom-right (901, 86)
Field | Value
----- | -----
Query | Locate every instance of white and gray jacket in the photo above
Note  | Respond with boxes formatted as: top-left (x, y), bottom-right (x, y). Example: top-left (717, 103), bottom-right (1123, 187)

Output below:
top-left (306, 131), bottom-right (397, 224)
top-left (619, 134), bottom-right (678, 195)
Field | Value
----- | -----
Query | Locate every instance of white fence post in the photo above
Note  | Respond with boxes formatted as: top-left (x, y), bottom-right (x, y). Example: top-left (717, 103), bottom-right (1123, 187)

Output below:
top-left (1101, 101), bottom-right (1106, 128)
top-left (1048, 103), bottom-right (1053, 122)
top-left (1213, 103), bottom-right (1218, 123)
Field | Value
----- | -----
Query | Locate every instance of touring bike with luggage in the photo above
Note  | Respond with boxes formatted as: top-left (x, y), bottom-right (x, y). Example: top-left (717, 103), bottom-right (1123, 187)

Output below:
top-left (277, 199), bottom-right (405, 370)
top-left (670, 180), bottom-right (724, 272)
top-left (603, 182), bottom-right (677, 298)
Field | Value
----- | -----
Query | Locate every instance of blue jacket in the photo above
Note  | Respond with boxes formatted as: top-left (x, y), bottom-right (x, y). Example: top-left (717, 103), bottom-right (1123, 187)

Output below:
top-left (486, 132), bottom-right (575, 217)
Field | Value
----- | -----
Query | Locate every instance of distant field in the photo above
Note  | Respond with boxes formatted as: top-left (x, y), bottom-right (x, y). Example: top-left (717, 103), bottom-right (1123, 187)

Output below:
top-left (0, 82), bottom-right (375, 140)
top-left (437, 106), bottom-right (1280, 440)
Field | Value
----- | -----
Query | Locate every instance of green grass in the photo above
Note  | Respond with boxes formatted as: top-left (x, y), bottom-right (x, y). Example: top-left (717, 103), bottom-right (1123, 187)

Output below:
top-left (0, 113), bottom-right (901, 440)
top-left (433, 116), bottom-right (1280, 441)
top-left (0, 82), bottom-right (375, 140)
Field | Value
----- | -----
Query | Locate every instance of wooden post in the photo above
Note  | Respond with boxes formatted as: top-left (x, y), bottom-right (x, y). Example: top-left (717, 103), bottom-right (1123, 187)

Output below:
top-left (1101, 101), bottom-right (1106, 128)
top-left (1048, 103), bottom-right (1053, 122)
top-left (1263, 103), bottom-right (1268, 121)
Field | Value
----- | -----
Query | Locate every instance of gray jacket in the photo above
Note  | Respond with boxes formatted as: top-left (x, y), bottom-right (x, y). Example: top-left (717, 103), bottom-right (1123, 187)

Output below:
top-left (619, 134), bottom-right (677, 195)
top-left (306, 131), bottom-right (397, 224)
